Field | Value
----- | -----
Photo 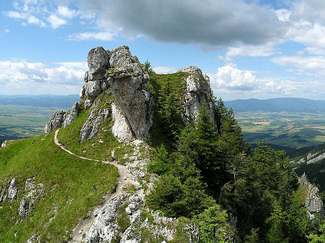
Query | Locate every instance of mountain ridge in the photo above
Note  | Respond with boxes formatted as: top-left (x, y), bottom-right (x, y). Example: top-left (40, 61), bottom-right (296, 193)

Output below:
top-left (225, 97), bottom-right (325, 113)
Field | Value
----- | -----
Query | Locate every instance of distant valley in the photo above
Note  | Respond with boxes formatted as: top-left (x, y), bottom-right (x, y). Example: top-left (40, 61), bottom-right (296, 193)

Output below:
top-left (0, 95), bottom-right (79, 144)
top-left (225, 98), bottom-right (325, 158)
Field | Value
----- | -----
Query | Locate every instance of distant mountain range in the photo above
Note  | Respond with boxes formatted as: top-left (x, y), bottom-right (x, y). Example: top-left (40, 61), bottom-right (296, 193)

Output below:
top-left (224, 98), bottom-right (325, 113)
top-left (0, 94), bottom-right (79, 110)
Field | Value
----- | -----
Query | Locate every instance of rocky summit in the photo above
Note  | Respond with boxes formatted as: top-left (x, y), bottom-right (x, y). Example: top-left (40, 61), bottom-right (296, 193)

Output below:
top-left (45, 45), bottom-right (215, 144)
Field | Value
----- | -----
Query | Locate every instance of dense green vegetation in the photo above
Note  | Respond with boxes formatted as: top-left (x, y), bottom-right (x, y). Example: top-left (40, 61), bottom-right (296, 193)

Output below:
top-left (145, 73), bottom-right (322, 242)
top-left (0, 132), bottom-right (118, 242)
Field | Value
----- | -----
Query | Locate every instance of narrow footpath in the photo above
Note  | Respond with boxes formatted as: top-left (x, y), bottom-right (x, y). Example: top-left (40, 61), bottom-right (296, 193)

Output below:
top-left (54, 129), bottom-right (133, 242)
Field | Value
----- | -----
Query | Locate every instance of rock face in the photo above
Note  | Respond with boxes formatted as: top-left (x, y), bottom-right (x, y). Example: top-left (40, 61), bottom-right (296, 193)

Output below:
top-left (107, 46), bottom-right (153, 141)
top-left (80, 108), bottom-right (110, 142)
top-left (111, 102), bottom-right (134, 142)
top-left (44, 110), bottom-right (66, 134)
top-left (178, 66), bottom-right (215, 124)
top-left (300, 173), bottom-right (324, 220)
top-left (85, 193), bottom-right (198, 243)
top-left (63, 102), bottom-right (80, 128)
top-left (18, 178), bottom-right (45, 220)
top-left (78, 45), bottom-right (153, 142)
top-left (0, 177), bottom-right (45, 220)
top-left (80, 47), bottom-right (110, 109)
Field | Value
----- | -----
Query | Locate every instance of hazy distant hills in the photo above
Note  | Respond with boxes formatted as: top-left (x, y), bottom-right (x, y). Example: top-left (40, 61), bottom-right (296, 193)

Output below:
top-left (0, 94), bottom-right (79, 110)
top-left (225, 98), bottom-right (325, 113)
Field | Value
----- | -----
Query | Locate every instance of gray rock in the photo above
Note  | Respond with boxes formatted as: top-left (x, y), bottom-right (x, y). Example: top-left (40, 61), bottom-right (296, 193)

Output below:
top-left (27, 233), bottom-right (40, 243)
top-left (8, 178), bottom-right (18, 203)
top-left (44, 110), bottom-right (66, 134)
top-left (80, 47), bottom-right (110, 108)
top-left (107, 58), bottom-right (153, 141)
top-left (178, 66), bottom-right (215, 124)
top-left (85, 80), bottom-right (102, 100)
top-left (18, 179), bottom-right (45, 220)
top-left (109, 46), bottom-right (132, 68)
top-left (111, 102), bottom-right (134, 142)
top-left (63, 102), bottom-right (80, 128)
top-left (80, 108), bottom-right (110, 142)
top-left (0, 182), bottom-right (8, 203)
top-left (299, 173), bottom-right (324, 220)
top-left (88, 46), bottom-right (110, 76)
top-left (85, 194), bottom-right (125, 243)
top-left (1, 140), bottom-right (10, 148)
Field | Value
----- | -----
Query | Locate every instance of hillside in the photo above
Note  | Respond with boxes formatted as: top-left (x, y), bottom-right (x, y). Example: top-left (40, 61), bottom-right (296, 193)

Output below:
top-left (1, 46), bottom-right (325, 242)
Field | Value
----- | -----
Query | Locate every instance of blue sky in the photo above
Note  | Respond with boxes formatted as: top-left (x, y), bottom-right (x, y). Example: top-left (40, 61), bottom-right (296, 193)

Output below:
top-left (1, 0), bottom-right (325, 100)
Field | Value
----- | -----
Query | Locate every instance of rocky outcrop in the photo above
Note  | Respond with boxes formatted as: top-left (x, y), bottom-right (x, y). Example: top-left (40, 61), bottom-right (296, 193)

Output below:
top-left (178, 66), bottom-right (215, 124)
top-left (85, 193), bottom-right (198, 243)
top-left (0, 177), bottom-right (45, 220)
top-left (107, 48), bottom-right (153, 141)
top-left (63, 102), bottom-right (80, 128)
top-left (80, 108), bottom-right (110, 142)
top-left (80, 47), bottom-right (110, 109)
top-left (78, 45), bottom-right (153, 142)
top-left (111, 102), bottom-right (134, 142)
top-left (299, 173), bottom-right (324, 220)
top-left (44, 110), bottom-right (66, 134)
top-left (18, 178), bottom-right (45, 220)
top-left (8, 178), bottom-right (18, 203)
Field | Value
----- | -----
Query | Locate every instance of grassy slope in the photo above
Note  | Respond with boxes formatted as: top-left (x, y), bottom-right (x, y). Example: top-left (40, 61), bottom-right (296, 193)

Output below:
top-left (0, 132), bottom-right (118, 242)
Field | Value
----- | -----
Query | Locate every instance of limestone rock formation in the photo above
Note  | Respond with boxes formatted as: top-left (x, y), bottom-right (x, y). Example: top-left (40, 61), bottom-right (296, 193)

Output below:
top-left (106, 50), bottom-right (153, 141)
top-left (111, 102), bottom-right (134, 142)
top-left (178, 66), bottom-right (215, 124)
top-left (80, 108), bottom-right (110, 143)
top-left (85, 193), bottom-right (198, 243)
top-left (78, 45), bottom-right (153, 142)
top-left (8, 178), bottom-right (18, 203)
top-left (63, 102), bottom-right (80, 128)
top-left (80, 46), bottom-right (110, 109)
top-left (300, 173), bottom-right (324, 220)
top-left (0, 177), bottom-right (45, 221)
top-left (44, 110), bottom-right (66, 134)
top-left (18, 178), bottom-right (45, 220)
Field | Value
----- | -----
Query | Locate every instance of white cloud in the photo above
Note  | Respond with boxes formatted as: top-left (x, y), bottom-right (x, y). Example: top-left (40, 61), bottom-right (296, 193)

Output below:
top-left (272, 55), bottom-right (325, 70)
top-left (207, 65), bottom-right (325, 100)
top-left (209, 66), bottom-right (257, 91)
top-left (47, 14), bottom-right (67, 29)
top-left (0, 60), bottom-right (85, 95)
top-left (68, 31), bottom-right (115, 41)
top-left (225, 44), bottom-right (280, 59)
top-left (5, 11), bottom-right (26, 19)
top-left (57, 5), bottom-right (77, 19)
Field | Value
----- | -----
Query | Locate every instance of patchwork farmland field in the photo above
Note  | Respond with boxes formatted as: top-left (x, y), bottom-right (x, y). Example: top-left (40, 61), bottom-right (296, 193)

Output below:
top-left (0, 105), bottom-right (58, 144)
top-left (234, 111), bottom-right (325, 157)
